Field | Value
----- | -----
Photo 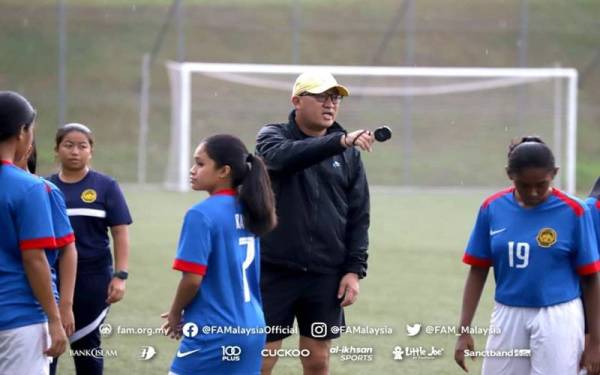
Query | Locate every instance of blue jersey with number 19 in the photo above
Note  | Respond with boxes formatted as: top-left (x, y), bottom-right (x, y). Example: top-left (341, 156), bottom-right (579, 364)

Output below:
top-left (170, 189), bottom-right (265, 375)
top-left (463, 187), bottom-right (600, 308)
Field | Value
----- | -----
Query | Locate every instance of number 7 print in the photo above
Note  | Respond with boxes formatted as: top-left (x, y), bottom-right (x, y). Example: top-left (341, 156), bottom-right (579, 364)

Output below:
top-left (239, 237), bottom-right (256, 302)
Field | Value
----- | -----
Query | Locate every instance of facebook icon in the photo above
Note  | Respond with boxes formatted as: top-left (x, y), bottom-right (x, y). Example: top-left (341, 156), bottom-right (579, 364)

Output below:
top-left (182, 322), bottom-right (199, 338)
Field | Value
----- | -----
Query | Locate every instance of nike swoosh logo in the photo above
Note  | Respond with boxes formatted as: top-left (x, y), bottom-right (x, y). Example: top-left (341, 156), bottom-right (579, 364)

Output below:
top-left (490, 228), bottom-right (507, 236)
top-left (176, 349), bottom-right (201, 358)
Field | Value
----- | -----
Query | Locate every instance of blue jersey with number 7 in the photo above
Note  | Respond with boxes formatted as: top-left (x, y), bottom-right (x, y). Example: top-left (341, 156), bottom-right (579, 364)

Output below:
top-left (463, 187), bottom-right (600, 308)
top-left (170, 189), bottom-right (265, 375)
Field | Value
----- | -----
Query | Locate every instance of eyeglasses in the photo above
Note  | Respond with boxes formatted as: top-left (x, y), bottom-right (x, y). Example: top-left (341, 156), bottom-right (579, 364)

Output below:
top-left (299, 92), bottom-right (343, 104)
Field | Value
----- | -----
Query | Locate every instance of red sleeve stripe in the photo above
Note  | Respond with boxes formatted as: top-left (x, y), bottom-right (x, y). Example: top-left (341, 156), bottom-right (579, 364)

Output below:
top-left (462, 253), bottom-right (492, 268)
top-left (552, 188), bottom-right (584, 217)
top-left (482, 187), bottom-right (514, 208)
top-left (596, 199), bottom-right (600, 210)
top-left (54, 233), bottom-right (75, 248)
top-left (577, 261), bottom-right (600, 276)
top-left (20, 237), bottom-right (58, 251)
top-left (173, 259), bottom-right (207, 275)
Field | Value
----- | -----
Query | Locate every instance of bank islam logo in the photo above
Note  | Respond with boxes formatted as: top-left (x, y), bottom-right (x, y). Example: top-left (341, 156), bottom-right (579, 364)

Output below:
top-left (139, 346), bottom-right (156, 361)
top-left (182, 322), bottom-right (199, 338)
top-left (222, 346), bottom-right (241, 362)
top-left (99, 323), bottom-right (113, 337)
top-left (405, 323), bottom-right (421, 337)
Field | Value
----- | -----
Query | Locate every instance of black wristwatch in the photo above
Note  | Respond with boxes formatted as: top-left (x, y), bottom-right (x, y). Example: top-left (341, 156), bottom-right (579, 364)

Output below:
top-left (113, 270), bottom-right (129, 280)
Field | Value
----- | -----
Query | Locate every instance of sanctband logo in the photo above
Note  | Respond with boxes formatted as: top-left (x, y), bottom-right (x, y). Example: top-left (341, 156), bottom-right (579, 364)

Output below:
top-left (222, 346), bottom-right (241, 362)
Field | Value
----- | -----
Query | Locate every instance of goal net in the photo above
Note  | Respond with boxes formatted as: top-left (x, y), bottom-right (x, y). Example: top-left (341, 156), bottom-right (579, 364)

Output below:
top-left (164, 62), bottom-right (578, 193)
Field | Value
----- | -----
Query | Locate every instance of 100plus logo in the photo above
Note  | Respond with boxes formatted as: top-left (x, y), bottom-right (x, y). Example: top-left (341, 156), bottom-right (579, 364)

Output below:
top-left (222, 346), bottom-right (241, 361)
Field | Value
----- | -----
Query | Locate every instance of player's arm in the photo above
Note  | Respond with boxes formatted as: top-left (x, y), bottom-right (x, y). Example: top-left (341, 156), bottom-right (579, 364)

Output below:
top-left (58, 242), bottom-right (77, 336)
top-left (22, 250), bottom-right (67, 357)
top-left (581, 273), bottom-right (600, 374)
top-left (256, 125), bottom-right (346, 174)
top-left (18, 183), bottom-right (67, 356)
top-left (577, 206), bottom-right (600, 374)
top-left (45, 184), bottom-right (78, 335)
top-left (163, 209), bottom-right (211, 339)
top-left (106, 224), bottom-right (129, 304)
top-left (455, 266), bottom-right (489, 373)
top-left (162, 273), bottom-right (203, 340)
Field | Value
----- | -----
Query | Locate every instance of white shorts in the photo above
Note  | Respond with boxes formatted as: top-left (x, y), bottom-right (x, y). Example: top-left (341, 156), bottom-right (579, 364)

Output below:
top-left (0, 322), bottom-right (51, 375)
top-left (482, 298), bottom-right (584, 375)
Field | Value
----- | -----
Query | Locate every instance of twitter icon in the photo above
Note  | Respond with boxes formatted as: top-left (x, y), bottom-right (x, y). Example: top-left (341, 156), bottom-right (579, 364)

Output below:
top-left (406, 323), bottom-right (421, 337)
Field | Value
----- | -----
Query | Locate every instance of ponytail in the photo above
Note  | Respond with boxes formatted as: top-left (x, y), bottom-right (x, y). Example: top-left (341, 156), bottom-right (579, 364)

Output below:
top-left (201, 134), bottom-right (277, 236)
top-left (239, 154), bottom-right (277, 237)
top-left (27, 140), bottom-right (37, 174)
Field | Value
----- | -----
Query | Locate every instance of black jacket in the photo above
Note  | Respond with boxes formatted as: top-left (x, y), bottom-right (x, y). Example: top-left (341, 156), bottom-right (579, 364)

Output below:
top-left (255, 111), bottom-right (370, 278)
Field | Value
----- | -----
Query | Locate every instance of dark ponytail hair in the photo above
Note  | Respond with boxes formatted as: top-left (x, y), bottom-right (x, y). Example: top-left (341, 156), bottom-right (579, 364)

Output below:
top-left (0, 91), bottom-right (36, 143)
top-left (202, 134), bottom-right (277, 236)
top-left (27, 140), bottom-right (37, 174)
top-left (507, 136), bottom-right (556, 175)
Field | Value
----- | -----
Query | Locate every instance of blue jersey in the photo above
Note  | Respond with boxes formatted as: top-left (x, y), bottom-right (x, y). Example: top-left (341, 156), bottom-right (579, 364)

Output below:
top-left (463, 187), bottom-right (600, 307)
top-left (48, 170), bottom-right (132, 271)
top-left (42, 178), bottom-right (75, 300)
top-left (170, 190), bottom-right (265, 375)
top-left (586, 196), bottom-right (600, 254)
top-left (0, 161), bottom-right (57, 330)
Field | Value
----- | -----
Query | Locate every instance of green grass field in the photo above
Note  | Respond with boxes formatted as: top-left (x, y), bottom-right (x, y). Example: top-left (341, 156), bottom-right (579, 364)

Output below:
top-left (55, 187), bottom-right (499, 375)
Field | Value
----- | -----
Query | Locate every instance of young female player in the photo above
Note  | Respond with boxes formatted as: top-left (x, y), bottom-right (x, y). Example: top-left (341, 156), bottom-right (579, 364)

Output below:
top-left (455, 136), bottom-right (600, 375)
top-left (162, 134), bottom-right (277, 375)
top-left (15, 142), bottom-right (78, 340)
top-left (0, 91), bottom-right (67, 373)
top-left (48, 123), bottom-right (132, 375)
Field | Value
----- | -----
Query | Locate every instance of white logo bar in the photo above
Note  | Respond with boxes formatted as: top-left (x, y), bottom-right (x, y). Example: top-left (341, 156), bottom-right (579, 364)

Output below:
top-left (67, 208), bottom-right (106, 218)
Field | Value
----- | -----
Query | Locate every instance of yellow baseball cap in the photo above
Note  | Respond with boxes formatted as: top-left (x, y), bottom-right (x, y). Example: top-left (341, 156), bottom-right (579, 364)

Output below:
top-left (292, 71), bottom-right (350, 97)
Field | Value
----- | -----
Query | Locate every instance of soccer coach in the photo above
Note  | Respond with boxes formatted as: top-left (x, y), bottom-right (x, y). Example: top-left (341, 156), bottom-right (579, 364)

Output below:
top-left (256, 71), bottom-right (373, 375)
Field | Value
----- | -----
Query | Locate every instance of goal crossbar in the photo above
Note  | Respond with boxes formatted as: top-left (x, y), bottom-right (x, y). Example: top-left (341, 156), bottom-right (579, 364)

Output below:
top-left (165, 62), bottom-right (578, 193)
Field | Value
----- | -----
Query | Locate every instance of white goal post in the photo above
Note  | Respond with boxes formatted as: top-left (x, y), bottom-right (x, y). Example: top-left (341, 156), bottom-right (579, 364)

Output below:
top-left (164, 62), bottom-right (578, 193)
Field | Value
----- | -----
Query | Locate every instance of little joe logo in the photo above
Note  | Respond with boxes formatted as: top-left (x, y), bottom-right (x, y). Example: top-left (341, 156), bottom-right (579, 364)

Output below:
top-left (392, 345), bottom-right (444, 361)
top-left (222, 346), bottom-right (241, 362)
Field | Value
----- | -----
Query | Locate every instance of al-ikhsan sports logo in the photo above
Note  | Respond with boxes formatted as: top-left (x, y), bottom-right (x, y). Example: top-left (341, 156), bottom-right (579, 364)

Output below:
top-left (537, 228), bottom-right (557, 248)
top-left (81, 189), bottom-right (97, 203)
